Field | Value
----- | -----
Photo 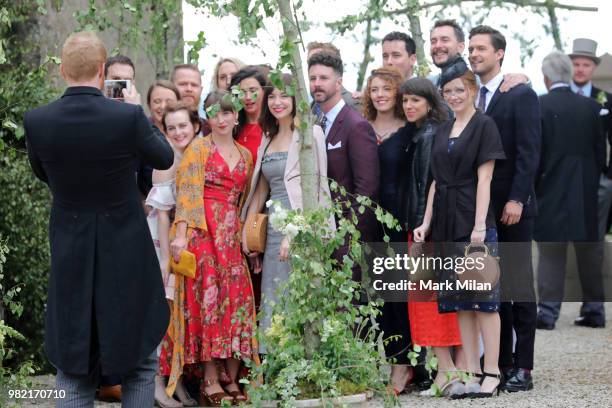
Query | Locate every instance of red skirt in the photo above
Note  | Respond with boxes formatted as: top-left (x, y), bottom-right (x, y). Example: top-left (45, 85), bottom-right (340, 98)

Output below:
top-left (407, 234), bottom-right (461, 347)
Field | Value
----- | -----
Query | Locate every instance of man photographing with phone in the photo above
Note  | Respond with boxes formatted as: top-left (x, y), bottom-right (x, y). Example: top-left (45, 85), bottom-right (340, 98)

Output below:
top-left (24, 31), bottom-right (173, 407)
top-left (103, 55), bottom-right (156, 202)
top-left (104, 54), bottom-right (141, 104)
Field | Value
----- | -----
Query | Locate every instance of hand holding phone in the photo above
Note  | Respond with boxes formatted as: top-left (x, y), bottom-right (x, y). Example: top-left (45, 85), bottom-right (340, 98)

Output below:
top-left (104, 80), bottom-right (131, 100)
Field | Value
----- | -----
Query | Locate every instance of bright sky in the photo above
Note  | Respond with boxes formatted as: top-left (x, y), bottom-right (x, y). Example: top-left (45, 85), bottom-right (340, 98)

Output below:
top-left (183, 0), bottom-right (610, 95)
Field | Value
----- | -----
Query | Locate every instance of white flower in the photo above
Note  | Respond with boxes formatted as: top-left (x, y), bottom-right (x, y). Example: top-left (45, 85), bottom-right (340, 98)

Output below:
top-left (269, 206), bottom-right (289, 231)
top-left (266, 199), bottom-right (274, 208)
top-left (284, 223), bottom-right (300, 238)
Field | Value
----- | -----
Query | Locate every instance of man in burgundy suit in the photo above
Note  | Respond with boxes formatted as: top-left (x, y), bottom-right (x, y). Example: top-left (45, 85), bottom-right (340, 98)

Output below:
top-left (307, 52), bottom-right (380, 278)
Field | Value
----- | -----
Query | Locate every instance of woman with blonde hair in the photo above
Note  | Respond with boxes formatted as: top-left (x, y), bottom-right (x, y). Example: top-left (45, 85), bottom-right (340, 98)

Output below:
top-left (210, 57), bottom-right (245, 92)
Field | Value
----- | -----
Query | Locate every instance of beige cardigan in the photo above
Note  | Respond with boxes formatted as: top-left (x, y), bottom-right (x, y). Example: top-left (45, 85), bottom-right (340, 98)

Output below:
top-left (241, 126), bottom-right (335, 229)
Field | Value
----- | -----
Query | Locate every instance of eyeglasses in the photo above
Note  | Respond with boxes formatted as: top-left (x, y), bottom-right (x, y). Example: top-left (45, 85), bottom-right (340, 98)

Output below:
top-left (442, 87), bottom-right (467, 97)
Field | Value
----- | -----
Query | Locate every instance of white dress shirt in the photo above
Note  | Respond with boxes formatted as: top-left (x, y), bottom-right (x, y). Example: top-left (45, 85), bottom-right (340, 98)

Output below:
top-left (476, 71), bottom-right (504, 112)
top-left (570, 81), bottom-right (592, 97)
top-left (322, 98), bottom-right (346, 138)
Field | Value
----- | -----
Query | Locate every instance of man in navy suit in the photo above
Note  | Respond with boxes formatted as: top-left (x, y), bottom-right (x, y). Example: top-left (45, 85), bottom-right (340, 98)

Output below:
top-left (25, 31), bottom-right (173, 407)
top-left (469, 25), bottom-right (541, 392)
top-left (307, 51), bottom-right (379, 270)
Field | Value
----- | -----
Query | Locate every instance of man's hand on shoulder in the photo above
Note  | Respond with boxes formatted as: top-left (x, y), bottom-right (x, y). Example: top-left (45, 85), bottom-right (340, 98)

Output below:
top-left (500, 73), bottom-right (529, 93)
top-left (123, 84), bottom-right (141, 105)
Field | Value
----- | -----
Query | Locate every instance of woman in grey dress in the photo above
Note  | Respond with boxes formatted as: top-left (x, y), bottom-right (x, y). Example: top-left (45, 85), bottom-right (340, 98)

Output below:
top-left (241, 74), bottom-right (333, 351)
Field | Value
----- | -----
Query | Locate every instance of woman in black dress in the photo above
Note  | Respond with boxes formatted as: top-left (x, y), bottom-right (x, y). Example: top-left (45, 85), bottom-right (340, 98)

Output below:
top-left (414, 68), bottom-right (506, 398)
top-left (363, 67), bottom-right (415, 394)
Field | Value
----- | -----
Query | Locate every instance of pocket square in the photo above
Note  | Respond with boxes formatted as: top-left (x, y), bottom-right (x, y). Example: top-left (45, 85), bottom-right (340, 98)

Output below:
top-left (600, 108), bottom-right (609, 116)
top-left (327, 141), bottom-right (342, 150)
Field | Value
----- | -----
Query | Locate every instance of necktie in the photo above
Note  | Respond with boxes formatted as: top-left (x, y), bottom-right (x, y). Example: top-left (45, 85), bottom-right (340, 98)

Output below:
top-left (478, 86), bottom-right (488, 111)
top-left (320, 115), bottom-right (328, 134)
top-left (577, 88), bottom-right (585, 96)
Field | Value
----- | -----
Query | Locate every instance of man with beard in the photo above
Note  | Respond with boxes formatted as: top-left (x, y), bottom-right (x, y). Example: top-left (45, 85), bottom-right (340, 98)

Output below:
top-left (565, 38), bottom-right (609, 328)
top-left (171, 63), bottom-right (210, 135)
top-left (307, 51), bottom-right (379, 264)
top-left (307, 42), bottom-right (361, 111)
top-left (430, 19), bottom-right (528, 92)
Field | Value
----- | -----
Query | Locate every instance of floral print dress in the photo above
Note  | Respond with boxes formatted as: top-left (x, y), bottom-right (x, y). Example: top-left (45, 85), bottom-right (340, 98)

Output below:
top-left (159, 144), bottom-right (254, 376)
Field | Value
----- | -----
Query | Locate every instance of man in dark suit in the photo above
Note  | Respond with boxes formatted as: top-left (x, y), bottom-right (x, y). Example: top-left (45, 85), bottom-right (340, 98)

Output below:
top-left (568, 38), bottom-right (610, 327)
top-left (24, 31), bottom-right (173, 407)
top-left (469, 25), bottom-right (541, 392)
top-left (535, 51), bottom-right (606, 331)
top-left (307, 51), bottom-right (380, 266)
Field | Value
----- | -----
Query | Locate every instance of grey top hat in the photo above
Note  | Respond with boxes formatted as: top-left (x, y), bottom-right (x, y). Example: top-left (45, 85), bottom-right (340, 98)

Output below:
top-left (568, 38), bottom-right (600, 64)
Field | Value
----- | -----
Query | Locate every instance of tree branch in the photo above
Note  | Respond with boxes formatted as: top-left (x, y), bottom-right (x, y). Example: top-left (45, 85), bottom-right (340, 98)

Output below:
top-left (403, 0), bottom-right (598, 13)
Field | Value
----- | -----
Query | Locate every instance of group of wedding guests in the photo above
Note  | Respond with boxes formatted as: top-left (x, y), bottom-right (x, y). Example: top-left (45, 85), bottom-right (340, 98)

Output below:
top-left (107, 19), bottom-right (608, 408)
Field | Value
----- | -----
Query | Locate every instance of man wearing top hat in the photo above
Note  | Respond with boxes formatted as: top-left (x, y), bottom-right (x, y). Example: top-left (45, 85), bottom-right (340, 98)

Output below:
top-left (568, 38), bottom-right (610, 328)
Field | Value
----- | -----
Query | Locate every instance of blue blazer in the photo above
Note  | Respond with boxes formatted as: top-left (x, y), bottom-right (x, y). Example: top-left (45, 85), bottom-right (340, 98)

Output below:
top-left (485, 82), bottom-right (541, 218)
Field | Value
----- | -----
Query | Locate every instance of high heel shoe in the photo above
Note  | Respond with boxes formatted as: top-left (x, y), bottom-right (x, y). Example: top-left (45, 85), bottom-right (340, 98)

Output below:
top-left (472, 371), bottom-right (501, 398)
top-left (390, 367), bottom-right (414, 395)
top-left (419, 372), bottom-right (464, 398)
top-left (174, 378), bottom-right (197, 407)
top-left (223, 382), bottom-right (247, 405)
top-left (199, 378), bottom-right (234, 407)
top-left (450, 372), bottom-right (481, 399)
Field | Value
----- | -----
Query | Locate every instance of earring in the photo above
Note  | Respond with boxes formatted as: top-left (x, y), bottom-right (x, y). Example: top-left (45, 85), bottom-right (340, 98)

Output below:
top-left (234, 121), bottom-right (239, 126)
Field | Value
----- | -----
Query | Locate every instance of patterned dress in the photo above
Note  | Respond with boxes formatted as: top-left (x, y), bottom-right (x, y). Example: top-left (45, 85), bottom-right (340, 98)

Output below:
top-left (159, 144), bottom-right (254, 376)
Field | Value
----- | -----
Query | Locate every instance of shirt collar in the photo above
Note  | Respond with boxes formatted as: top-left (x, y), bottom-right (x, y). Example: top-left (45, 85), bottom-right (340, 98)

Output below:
top-left (324, 98), bottom-right (346, 130)
top-left (570, 81), bottom-right (592, 96)
top-left (481, 71), bottom-right (504, 94)
top-left (550, 83), bottom-right (570, 91)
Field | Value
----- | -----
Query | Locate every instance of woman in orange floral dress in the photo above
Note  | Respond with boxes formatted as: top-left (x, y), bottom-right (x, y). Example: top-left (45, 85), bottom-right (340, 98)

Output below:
top-left (164, 91), bottom-right (257, 406)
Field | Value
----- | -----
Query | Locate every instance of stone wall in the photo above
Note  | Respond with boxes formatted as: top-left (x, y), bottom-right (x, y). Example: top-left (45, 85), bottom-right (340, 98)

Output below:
top-left (30, 0), bottom-right (184, 113)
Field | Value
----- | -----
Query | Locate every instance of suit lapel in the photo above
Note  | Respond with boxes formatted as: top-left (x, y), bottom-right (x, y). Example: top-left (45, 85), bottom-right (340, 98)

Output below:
top-left (327, 105), bottom-right (348, 143)
top-left (485, 82), bottom-right (503, 115)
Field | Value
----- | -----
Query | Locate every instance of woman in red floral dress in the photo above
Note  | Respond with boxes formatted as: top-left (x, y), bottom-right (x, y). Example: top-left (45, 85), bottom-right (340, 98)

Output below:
top-left (165, 91), bottom-right (256, 406)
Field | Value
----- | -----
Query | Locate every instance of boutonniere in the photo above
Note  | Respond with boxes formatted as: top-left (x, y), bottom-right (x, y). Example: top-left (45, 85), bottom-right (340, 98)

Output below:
top-left (597, 91), bottom-right (608, 106)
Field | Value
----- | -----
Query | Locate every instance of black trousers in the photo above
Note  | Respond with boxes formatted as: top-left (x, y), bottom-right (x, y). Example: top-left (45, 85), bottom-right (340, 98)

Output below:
top-left (497, 217), bottom-right (537, 370)
top-left (536, 241), bottom-right (605, 324)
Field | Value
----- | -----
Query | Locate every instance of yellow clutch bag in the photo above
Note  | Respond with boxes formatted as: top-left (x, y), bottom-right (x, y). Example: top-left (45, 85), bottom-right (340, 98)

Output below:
top-left (245, 213), bottom-right (268, 253)
top-left (170, 250), bottom-right (196, 279)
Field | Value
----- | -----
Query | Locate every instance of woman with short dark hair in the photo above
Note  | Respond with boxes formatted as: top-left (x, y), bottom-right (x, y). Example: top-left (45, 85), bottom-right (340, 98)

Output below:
top-left (399, 78), bottom-right (464, 397)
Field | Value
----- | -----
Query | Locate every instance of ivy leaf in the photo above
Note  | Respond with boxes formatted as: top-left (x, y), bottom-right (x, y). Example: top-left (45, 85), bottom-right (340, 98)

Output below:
top-left (2, 119), bottom-right (18, 131)
top-left (206, 103), bottom-right (221, 118)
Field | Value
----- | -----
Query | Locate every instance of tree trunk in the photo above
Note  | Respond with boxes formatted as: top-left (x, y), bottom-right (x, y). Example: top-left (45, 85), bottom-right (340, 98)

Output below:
top-left (355, 0), bottom-right (377, 91)
top-left (276, 0), bottom-right (320, 359)
top-left (545, 0), bottom-right (563, 50)
top-left (406, 2), bottom-right (430, 76)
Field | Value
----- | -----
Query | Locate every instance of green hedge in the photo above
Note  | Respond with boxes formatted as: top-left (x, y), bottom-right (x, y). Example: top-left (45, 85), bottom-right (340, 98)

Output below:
top-left (0, 151), bottom-right (52, 372)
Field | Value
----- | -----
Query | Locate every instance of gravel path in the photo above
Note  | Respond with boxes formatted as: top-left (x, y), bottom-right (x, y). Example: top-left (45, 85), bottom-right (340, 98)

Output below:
top-left (17, 303), bottom-right (612, 407)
